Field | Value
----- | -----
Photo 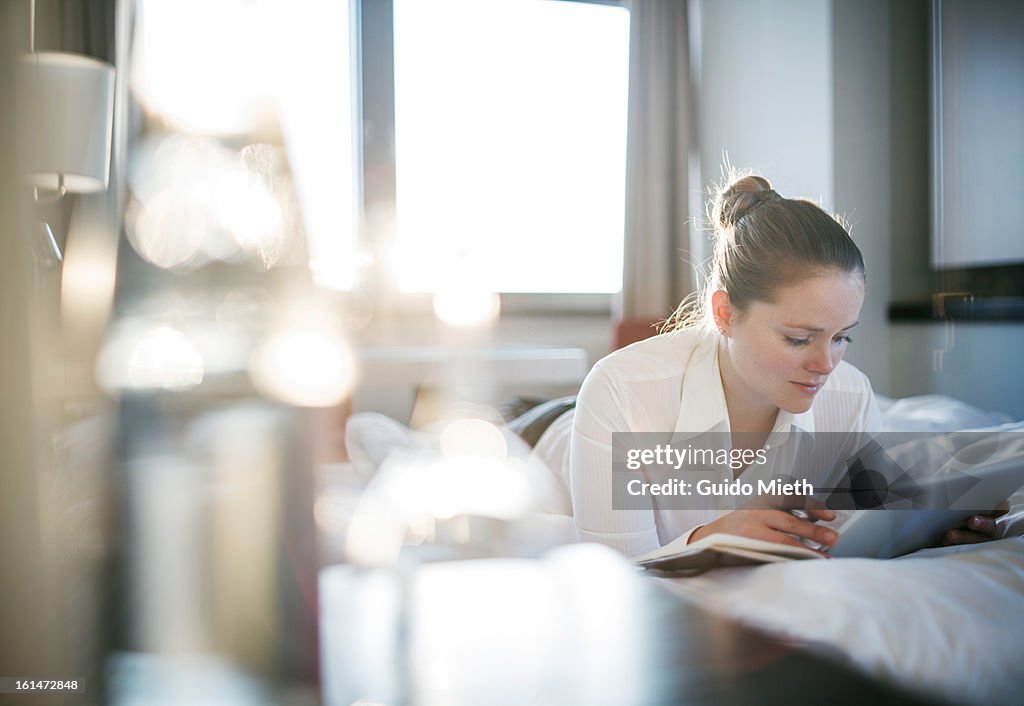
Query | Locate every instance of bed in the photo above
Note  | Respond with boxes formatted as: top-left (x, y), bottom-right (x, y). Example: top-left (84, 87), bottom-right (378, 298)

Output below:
top-left (332, 394), bottom-right (1024, 705)
top-left (642, 396), bottom-right (1024, 706)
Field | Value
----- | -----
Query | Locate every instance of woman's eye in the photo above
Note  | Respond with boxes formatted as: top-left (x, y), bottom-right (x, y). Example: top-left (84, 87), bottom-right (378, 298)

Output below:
top-left (786, 335), bottom-right (853, 347)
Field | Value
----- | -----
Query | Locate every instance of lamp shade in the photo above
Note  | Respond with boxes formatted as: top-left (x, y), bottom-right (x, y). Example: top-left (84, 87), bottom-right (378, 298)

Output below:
top-left (17, 52), bottom-right (116, 194)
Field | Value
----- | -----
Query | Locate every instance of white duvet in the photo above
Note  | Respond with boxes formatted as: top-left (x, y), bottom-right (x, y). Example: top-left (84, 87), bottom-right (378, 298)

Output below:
top-left (658, 537), bottom-right (1024, 705)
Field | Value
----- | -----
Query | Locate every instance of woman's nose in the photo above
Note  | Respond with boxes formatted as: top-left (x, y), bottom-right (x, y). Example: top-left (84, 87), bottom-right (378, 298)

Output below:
top-left (806, 344), bottom-right (836, 375)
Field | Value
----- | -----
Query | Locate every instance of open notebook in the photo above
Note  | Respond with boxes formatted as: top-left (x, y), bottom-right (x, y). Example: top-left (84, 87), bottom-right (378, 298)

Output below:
top-left (633, 532), bottom-right (823, 574)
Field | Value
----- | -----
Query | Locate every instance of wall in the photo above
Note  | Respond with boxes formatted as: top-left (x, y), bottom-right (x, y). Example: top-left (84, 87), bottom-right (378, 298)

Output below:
top-left (693, 0), bottom-right (901, 390)
top-left (886, 0), bottom-right (1024, 417)
top-left (887, 0), bottom-right (932, 305)
top-left (831, 0), bottom-right (893, 394)
top-left (891, 322), bottom-right (1024, 419)
top-left (692, 0), bottom-right (834, 208)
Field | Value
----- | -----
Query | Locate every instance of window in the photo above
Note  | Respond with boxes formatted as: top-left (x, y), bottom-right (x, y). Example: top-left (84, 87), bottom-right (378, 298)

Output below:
top-left (389, 0), bottom-right (630, 295)
top-left (128, 0), bottom-right (629, 302)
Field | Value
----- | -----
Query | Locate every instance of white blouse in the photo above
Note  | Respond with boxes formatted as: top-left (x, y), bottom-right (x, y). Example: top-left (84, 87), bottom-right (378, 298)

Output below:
top-left (569, 328), bottom-right (882, 557)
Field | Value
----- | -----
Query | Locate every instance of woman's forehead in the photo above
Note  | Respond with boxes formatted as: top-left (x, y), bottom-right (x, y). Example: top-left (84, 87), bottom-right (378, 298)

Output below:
top-left (754, 271), bottom-right (864, 326)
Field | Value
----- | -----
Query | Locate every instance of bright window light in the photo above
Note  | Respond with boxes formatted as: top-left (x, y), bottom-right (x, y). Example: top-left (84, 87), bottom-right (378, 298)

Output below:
top-left (393, 0), bottom-right (630, 294)
top-left (132, 0), bottom-right (361, 290)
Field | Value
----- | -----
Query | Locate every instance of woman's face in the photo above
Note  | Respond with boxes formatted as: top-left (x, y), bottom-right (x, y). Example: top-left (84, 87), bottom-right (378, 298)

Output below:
top-left (715, 269), bottom-right (865, 418)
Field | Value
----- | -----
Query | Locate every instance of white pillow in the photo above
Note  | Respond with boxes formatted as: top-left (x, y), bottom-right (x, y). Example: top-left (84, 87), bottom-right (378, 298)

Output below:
top-left (345, 412), bottom-right (419, 479)
top-left (881, 394), bottom-right (1014, 432)
top-left (343, 411), bottom-right (572, 516)
top-left (529, 407), bottom-right (576, 508)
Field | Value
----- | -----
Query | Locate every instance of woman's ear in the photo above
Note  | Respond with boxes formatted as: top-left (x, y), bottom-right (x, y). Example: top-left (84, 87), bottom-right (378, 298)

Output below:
top-left (710, 290), bottom-right (733, 336)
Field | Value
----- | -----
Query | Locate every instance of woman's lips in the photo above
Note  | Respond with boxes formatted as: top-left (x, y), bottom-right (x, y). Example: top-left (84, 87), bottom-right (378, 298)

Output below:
top-left (792, 381), bottom-right (823, 394)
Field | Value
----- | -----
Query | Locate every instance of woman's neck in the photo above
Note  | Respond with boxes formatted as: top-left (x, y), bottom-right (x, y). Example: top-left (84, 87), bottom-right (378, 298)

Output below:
top-left (717, 340), bottom-right (779, 435)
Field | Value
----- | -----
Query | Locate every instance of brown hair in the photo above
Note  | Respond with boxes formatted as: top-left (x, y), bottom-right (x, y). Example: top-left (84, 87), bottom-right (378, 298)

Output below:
top-left (662, 171), bottom-right (865, 333)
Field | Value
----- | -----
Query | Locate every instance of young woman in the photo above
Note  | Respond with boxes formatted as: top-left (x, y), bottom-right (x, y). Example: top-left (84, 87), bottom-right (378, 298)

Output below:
top-left (569, 173), bottom-right (1003, 556)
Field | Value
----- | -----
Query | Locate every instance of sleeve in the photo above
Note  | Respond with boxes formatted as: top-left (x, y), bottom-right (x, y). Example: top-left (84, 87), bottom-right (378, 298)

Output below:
top-left (569, 363), bottom-right (661, 557)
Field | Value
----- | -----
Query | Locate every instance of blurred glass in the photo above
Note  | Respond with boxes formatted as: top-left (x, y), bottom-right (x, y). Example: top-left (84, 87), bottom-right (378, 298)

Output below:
top-left (115, 323), bottom-right (204, 390)
top-left (126, 135), bottom-right (301, 271)
top-left (249, 301), bottom-right (357, 409)
top-left (131, 0), bottom-right (360, 285)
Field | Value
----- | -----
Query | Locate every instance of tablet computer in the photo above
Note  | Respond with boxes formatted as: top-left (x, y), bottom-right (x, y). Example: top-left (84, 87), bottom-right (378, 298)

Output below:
top-left (830, 454), bottom-right (1024, 559)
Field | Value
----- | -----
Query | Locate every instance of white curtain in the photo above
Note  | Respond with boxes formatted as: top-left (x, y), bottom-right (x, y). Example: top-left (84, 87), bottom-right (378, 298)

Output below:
top-left (618, 0), bottom-right (694, 321)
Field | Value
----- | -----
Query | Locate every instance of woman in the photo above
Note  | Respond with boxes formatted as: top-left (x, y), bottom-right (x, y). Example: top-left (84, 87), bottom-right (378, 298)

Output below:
top-left (569, 172), bottom-right (1002, 556)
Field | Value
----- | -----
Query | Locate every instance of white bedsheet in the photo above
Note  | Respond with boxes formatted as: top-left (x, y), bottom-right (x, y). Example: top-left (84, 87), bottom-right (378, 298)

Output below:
top-left (657, 537), bottom-right (1024, 706)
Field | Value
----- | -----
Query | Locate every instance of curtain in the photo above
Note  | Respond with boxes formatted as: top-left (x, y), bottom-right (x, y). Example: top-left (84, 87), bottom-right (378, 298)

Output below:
top-left (619, 0), bottom-right (694, 323)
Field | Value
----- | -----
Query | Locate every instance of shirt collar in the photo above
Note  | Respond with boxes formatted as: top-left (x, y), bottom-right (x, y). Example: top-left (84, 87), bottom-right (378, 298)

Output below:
top-left (774, 406), bottom-right (816, 434)
top-left (673, 334), bottom-right (730, 437)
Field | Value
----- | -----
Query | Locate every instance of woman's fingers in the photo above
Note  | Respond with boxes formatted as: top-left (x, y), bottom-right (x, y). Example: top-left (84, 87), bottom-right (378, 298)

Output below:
top-left (944, 528), bottom-right (989, 545)
top-left (701, 509), bottom-right (839, 551)
top-left (967, 514), bottom-right (998, 536)
top-left (756, 528), bottom-right (832, 556)
top-left (940, 507), bottom-right (1007, 546)
top-left (765, 510), bottom-right (838, 547)
top-left (806, 507), bottom-right (837, 522)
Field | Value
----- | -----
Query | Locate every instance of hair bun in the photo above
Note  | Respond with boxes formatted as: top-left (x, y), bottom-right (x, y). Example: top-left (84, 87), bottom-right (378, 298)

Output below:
top-left (713, 174), bottom-right (780, 230)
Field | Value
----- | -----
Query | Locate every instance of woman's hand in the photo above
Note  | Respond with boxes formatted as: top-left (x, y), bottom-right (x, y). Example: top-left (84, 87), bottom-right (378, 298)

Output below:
top-left (688, 507), bottom-right (839, 554)
top-left (942, 501), bottom-right (1010, 546)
